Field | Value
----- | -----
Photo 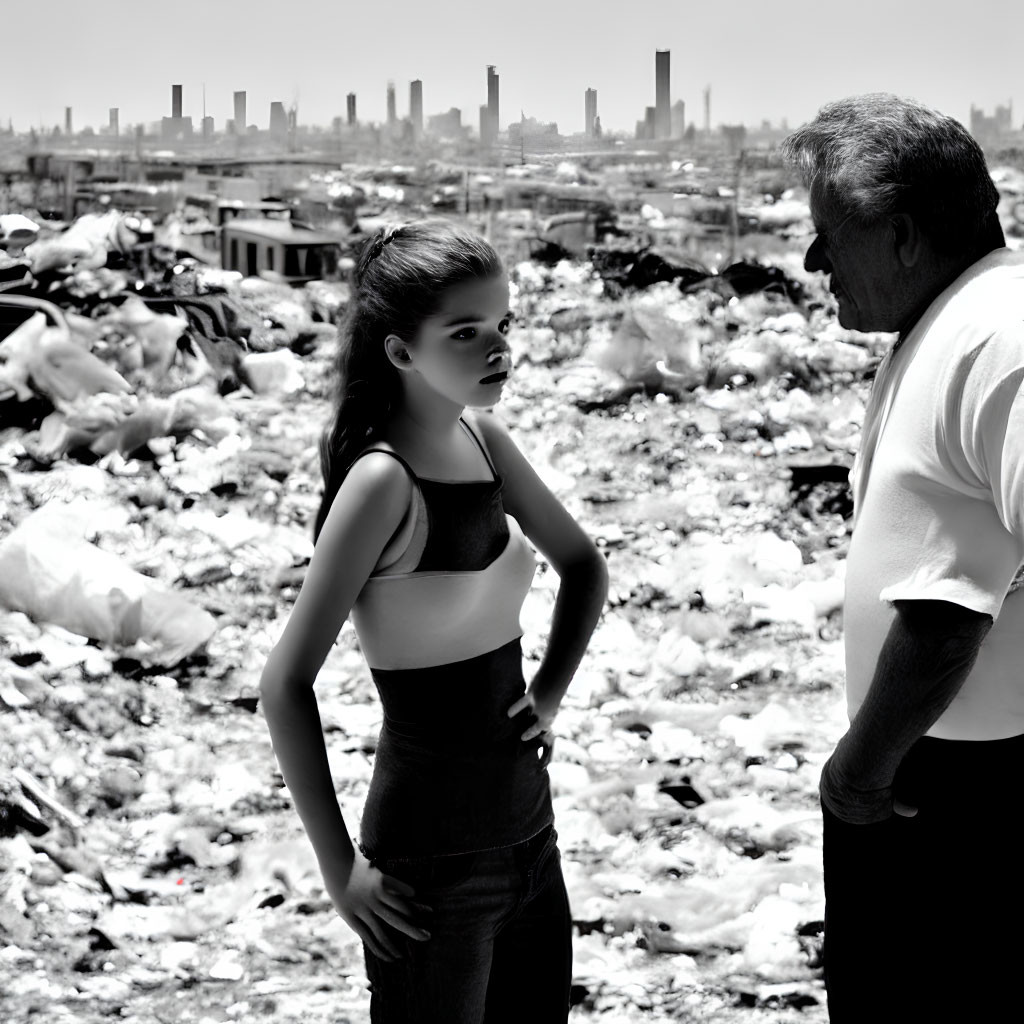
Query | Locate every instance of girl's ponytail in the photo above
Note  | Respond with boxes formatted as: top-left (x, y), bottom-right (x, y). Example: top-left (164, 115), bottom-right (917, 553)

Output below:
top-left (312, 313), bottom-right (397, 543)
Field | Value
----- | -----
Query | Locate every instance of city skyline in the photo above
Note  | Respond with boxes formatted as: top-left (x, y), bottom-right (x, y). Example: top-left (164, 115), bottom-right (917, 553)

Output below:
top-left (4, 0), bottom-right (1022, 136)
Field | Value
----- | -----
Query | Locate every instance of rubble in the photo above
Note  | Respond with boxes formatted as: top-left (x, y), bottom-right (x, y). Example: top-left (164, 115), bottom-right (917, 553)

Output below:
top-left (0, 197), bottom-right (883, 1024)
top-left (0, 311), bottom-right (132, 403)
top-left (0, 213), bottom-right (40, 256)
top-left (0, 503), bottom-right (218, 666)
top-left (240, 350), bottom-right (305, 395)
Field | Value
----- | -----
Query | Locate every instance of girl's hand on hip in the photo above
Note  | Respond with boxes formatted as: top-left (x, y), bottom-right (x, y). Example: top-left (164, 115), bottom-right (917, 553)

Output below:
top-left (507, 689), bottom-right (559, 742)
top-left (323, 846), bottom-right (431, 961)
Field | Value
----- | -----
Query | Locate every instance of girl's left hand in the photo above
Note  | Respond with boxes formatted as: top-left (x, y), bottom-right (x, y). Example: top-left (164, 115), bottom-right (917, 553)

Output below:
top-left (507, 689), bottom-right (559, 742)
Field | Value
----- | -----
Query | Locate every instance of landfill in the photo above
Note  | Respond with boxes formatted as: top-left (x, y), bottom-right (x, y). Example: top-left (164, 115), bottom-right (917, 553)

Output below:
top-left (2, 161), bottom-right (1022, 1024)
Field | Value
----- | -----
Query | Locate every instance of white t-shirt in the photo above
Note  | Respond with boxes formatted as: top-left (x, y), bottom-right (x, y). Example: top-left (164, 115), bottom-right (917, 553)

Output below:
top-left (844, 247), bottom-right (1024, 741)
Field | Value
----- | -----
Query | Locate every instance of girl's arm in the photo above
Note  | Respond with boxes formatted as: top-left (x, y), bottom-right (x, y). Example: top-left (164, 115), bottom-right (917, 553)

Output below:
top-left (472, 412), bottom-right (609, 734)
top-left (259, 453), bottom-right (429, 958)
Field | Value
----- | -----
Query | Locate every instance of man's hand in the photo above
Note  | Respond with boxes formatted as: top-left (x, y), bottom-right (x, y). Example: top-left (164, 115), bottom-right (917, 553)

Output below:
top-left (822, 599), bottom-right (992, 825)
top-left (820, 745), bottom-right (920, 823)
top-left (819, 748), bottom-right (894, 824)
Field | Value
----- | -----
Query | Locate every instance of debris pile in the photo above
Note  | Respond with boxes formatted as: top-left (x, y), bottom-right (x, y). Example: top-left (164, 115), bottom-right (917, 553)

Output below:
top-left (0, 204), bottom-right (901, 1024)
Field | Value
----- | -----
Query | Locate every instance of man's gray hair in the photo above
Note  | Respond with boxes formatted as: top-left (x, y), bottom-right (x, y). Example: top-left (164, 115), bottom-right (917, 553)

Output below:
top-left (781, 93), bottom-right (1000, 255)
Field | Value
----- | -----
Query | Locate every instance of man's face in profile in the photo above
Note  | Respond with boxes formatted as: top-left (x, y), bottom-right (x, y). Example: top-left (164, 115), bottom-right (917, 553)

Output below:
top-left (804, 183), bottom-right (909, 333)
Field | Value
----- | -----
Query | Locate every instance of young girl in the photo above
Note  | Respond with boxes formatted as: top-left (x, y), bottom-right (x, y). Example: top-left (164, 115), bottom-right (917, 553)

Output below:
top-left (260, 219), bottom-right (608, 1023)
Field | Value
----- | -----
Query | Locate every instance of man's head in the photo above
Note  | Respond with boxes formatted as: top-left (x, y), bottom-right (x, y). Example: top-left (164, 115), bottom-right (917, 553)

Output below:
top-left (782, 94), bottom-right (1003, 333)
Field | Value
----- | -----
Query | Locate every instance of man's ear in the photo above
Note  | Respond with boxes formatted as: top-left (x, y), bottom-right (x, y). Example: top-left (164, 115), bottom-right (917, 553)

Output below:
top-left (892, 214), bottom-right (923, 268)
top-left (384, 334), bottom-right (413, 371)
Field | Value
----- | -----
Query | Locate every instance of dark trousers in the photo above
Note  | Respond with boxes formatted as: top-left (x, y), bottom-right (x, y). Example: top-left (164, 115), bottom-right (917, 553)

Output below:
top-left (364, 825), bottom-right (572, 1024)
top-left (822, 733), bottom-right (1024, 1023)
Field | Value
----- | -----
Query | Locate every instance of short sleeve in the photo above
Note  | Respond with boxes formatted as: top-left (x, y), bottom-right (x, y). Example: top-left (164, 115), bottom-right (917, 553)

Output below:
top-left (877, 327), bottom-right (1024, 618)
top-left (959, 327), bottom-right (1024, 545)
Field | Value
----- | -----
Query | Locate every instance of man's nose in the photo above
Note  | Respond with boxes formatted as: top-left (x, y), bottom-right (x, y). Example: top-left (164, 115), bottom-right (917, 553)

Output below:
top-left (804, 234), bottom-right (830, 274)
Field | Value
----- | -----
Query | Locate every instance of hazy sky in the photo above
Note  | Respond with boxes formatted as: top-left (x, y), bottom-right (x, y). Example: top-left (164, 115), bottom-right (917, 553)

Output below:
top-left (5, 0), bottom-right (1022, 135)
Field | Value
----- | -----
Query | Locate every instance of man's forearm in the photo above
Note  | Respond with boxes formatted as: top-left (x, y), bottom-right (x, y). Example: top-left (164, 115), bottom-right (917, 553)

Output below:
top-left (823, 599), bottom-right (993, 822)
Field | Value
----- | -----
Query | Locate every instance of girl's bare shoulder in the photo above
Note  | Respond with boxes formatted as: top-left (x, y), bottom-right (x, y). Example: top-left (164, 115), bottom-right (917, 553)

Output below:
top-left (344, 446), bottom-right (412, 490)
top-left (320, 448), bottom-right (412, 541)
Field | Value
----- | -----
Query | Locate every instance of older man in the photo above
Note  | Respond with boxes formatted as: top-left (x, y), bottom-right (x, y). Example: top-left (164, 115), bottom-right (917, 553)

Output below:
top-left (783, 95), bottom-right (1024, 1022)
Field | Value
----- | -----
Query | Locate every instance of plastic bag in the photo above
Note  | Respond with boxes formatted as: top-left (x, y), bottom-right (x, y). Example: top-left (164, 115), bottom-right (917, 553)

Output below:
top-left (0, 508), bottom-right (217, 666)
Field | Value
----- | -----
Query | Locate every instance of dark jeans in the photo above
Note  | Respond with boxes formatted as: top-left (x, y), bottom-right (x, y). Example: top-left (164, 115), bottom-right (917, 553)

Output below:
top-left (822, 733), bottom-right (1024, 1023)
top-left (364, 825), bottom-right (572, 1024)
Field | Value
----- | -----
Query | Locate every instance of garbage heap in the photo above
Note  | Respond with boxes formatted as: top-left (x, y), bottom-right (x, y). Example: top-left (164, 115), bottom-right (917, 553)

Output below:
top-left (1, 210), bottom-right (348, 669)
top-left (0, 207), bottom-right (899, 1021)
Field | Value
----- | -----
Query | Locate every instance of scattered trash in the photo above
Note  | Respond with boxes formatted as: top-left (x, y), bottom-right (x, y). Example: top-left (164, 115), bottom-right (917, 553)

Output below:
top-left (0, 505), bottom-right (218, 665)
top-left (0, 189), bottom-right (883, 1023)
top-left (240, 350), bottom-right (305, 395)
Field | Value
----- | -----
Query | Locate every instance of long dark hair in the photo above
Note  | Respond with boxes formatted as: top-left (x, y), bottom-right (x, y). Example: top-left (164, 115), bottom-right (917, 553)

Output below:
top-left (313, 218), bottom-right (503, 543)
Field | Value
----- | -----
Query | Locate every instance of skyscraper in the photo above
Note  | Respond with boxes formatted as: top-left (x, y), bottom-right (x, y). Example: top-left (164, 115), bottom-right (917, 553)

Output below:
top-left (347, 92), bottom-right (357, 126)
top-left (655, 50), bottom-right (670, 139)
top-left (386, 81), bottom-right (397, 127)
top-left (109, 108), bottom-right (119, 136)
top-left (270, 101), bottom-right (288, 141)
top-left (703, 84), bottom-right (711, 135)
top-left (585, 88), bottom-right (598, 138)
top-left (64, 107), bottom-right (72, 135)
top-left (162, 88), bottom-right (193, 141)
top-left (234, 91), bottom-right (247, 134)
top-left (486, 65), bottom-right (499, 142)
top-left (410, 80), bottom-right (423, 139)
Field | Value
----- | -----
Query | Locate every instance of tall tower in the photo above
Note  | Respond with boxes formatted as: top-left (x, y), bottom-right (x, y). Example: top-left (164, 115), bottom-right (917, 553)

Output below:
top-left (109, 108), bottom-right (119, 136)
top-left (703, 84), bottom-right (711, 135)
top-left (655, 50), bottom-right (671, 139)
top-left (65, 107), bottom-right (73, 135)
top-left (172, 84), bottom-right (183, 119)
top-left (410, 80), bottom-right (423, 140)
top-left (270, 101), bottom-right (288, 141)
top-left (486, 65), bottom-right (499, 140)
top-left (386, 81), bottom-right (397, 126)
top-left (234, 91), bottom-right (247, 133)
top-left (347, 92), bottom-right (357, 126)
top-left (585, 88), bottom-right (598, 138)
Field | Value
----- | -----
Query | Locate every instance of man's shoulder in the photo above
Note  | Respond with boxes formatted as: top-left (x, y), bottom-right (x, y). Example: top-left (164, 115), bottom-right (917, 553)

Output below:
top-left (923, 249), bottom-right (1024, 356)
top-left (953, 248), bottom-right (1024, 317)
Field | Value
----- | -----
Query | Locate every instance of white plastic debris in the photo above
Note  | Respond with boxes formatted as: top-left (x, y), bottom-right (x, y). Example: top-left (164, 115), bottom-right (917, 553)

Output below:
top-left (240, 350), bottom-right (305, 395)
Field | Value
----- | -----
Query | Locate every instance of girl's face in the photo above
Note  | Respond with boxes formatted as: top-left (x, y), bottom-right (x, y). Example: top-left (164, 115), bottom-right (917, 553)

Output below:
top-left (402, 274), bottom-right (513, 409)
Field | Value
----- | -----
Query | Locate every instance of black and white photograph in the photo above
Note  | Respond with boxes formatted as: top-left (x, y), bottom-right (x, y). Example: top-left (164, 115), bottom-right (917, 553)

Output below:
top-left (2, 2), bottom-right (1023, 1021)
